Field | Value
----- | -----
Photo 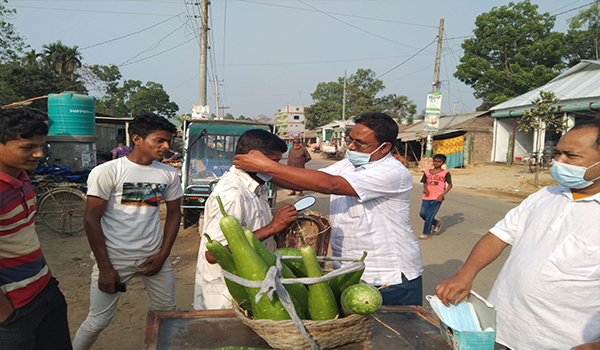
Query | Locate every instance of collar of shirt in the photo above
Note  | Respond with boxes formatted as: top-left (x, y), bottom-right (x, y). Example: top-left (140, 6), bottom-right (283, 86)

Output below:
top-left (227, 165), bottom-right (267, 196)
top-left (557, 185), bottom-right (600, 203)
top-left (0, 169), bottom-right (29, 188)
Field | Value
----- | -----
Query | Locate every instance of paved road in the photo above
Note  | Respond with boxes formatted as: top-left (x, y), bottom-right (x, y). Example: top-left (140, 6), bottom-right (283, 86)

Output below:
top-left (278, 153), bottom-right (521, 303)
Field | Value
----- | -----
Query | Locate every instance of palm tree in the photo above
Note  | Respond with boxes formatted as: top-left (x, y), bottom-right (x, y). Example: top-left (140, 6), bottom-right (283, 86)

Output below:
top-left (22, 49), bottom-right (41, 66)
top-left (379, 94), bottom-right (413, 121)
top-left (41, 40), bottom-right (82, 75)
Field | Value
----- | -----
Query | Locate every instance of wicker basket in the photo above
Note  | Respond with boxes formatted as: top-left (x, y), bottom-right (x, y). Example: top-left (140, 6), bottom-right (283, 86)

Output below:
top-left (233, 304), bottom-right (373, 350)
top-left (275, 211), bottom-right (331, 258)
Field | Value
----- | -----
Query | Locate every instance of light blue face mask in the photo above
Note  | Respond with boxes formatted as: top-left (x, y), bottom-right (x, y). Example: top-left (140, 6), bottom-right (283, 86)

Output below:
top-left (345, 143), bottom-right (386, 167)
top-left (550, 160), bottom-right (600, 189)
top-left (427, 295), bottom-right (482, 332)
top-left (256, 172), bottom-right (272, 183)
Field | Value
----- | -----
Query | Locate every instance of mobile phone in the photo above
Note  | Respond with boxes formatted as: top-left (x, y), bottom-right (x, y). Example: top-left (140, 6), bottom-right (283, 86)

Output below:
top-left (115, 282), bottom-right (127, 293)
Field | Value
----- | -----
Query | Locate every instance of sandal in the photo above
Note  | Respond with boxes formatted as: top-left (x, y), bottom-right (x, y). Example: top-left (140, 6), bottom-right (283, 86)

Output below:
top-left (433, 221), bottom-right (443, 235)
top-left (418, 234), bottom-right (431, 240)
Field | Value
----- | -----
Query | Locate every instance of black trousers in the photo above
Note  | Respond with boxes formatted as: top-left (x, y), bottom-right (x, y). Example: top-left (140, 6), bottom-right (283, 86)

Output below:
top-left (0, 277), bottom-right (72, 350)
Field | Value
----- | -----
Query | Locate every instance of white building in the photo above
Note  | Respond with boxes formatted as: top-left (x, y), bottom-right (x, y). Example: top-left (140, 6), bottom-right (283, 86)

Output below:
top-left (274, 106), bottom-right (306, 138)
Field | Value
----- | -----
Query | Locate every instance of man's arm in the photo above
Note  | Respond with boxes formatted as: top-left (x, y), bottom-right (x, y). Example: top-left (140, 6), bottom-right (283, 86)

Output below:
top-left (234, 150), bottom-right (356, 196)
top-left (204, 204), bottom-right (298, 264)
top-left (573, 341), bottom-right (600, 350)
top-left (85, 195), bottom-right (120, 294)
top-left (435, 232), bottom-right (509, 306)
top-left (139, 199), bottom-right (181, 276)
top-left (437, 175), bottom-right (453, 202)
top-left (0, 292), bottom-right (14, 323)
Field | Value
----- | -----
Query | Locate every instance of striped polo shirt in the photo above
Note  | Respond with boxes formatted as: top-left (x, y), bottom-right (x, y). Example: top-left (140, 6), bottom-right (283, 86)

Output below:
top-left (0, 170), bottom-right (50, 309)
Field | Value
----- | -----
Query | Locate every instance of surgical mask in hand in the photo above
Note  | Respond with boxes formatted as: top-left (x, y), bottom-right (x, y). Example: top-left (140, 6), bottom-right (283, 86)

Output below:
top-left (256, 172), bottom-right (273, 183)
top-left (345, 143), bottom-right (386, 167)
top-left (427, 295), bottom-right (483, 332)
top-left (550, 160), bottom-right (600, 189)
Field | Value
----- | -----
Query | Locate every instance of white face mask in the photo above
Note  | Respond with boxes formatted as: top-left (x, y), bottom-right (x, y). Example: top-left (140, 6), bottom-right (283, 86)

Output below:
top-left (550, 160), bottom-right (600, 189)
top-left (345, 143), bottom-right (386, 167)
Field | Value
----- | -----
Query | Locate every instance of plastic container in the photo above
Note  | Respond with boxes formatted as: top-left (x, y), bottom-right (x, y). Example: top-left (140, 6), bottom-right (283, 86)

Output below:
top-left (47, 92), bottom-right (96, 136)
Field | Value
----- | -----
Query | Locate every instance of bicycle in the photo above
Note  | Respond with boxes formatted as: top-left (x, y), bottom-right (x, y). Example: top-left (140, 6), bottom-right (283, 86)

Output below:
top-left (35, 175), bottom-right (87, 237)
top-left (527, 152), bottom-right (552, 173)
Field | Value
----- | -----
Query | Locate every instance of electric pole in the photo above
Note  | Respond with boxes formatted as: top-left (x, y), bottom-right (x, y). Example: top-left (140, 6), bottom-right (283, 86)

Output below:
top-left (342, 70), bottom-right (347, 121)
top-left (199, 0), bottom-right (208, 106)
top-left (425, 18), bottom-right (444, 158)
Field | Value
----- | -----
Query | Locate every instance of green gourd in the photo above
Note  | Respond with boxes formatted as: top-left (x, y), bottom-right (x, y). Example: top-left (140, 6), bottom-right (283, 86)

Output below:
top-left (203, 233), bottom-right (252, 313)
top-left (243, 228), bottom-right (309, 319)
top-left (273, 247), bottom-right (308, 277)
top-left (300, 244), bottom-right (339, 320)
top-left (216, 196), bottom-right (290, 320)
top-left (328, 251), bottom-right (367, 307)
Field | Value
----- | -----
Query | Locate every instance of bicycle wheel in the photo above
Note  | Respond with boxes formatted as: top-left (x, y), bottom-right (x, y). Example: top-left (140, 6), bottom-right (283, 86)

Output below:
top-left (541, 156), bottom-right (552, 171)
top-left (528, 157), bottom-right (537, 173)
top-left (37, 188), bottom-right (86, 236)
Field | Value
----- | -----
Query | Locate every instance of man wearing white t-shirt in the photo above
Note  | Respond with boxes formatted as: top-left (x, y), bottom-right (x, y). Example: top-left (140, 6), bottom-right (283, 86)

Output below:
top-left (73, 114), bottom-right (183, 350)
top-left (233, 112), bottom-right (424, 305)
top-left (436, 119), bottom-right (600, 350)
top-left (194, 129), bottom-right (298, 310)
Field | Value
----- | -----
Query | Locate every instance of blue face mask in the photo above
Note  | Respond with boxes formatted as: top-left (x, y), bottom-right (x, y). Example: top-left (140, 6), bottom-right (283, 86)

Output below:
top-left (346, 143), bottom-right (386, 167)
top-left (427, 295), bottom-right (482, 332)
top-left (256, 172), bottom-right (272, 183)
top-left (550, 160), bottom-right (600, 189)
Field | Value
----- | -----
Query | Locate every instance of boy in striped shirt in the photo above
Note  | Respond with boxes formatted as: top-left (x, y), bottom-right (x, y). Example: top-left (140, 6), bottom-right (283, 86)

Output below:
top-left (0, 108), bottom-right (72, 349)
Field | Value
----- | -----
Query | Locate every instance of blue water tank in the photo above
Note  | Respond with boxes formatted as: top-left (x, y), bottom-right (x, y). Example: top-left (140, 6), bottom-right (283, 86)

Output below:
top-left (47, 92), bottom-right (96, 136)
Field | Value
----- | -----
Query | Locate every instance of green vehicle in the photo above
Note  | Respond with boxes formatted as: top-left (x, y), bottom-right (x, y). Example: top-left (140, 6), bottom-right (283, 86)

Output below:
top-left (180, 119), bottom-right (276, 228)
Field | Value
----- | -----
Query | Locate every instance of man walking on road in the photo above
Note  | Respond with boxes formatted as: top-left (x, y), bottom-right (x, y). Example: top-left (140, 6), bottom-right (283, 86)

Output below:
top-left (234, 112), bottom-right (423, 306)
top-left (287, 137), bottom-right (311, 196)
top-left (436, 119), bottom-right (600, 350)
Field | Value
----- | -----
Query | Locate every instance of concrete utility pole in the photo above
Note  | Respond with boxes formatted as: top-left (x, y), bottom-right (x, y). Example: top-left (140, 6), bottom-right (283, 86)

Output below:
top-left (342, 70), bottom-right (347, 121)
top-left (199, 0), bottom-right (208, 106)
top-left (215, 77), bottom-right (221, 119)
top-left (425, 18), bottom-right (444, 158)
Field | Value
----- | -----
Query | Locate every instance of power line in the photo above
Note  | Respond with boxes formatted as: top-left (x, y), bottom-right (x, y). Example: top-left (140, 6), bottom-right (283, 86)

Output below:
top-left (8, 5), bottom-right (175, 17)
top-left (218, 55), bottom-right (418, 67)
top-left (120, 37), bottom-right (195, 67)
top-left (296, 0), bottom-right (428, 50)
top-left (238, 0), bottom-right (438, 28)
top-left (80, 12), bottom-right (184, 50)
top-left (377, 38), bottom-right (438, 79)
top-left (552, 1), bottom-right (597, 16)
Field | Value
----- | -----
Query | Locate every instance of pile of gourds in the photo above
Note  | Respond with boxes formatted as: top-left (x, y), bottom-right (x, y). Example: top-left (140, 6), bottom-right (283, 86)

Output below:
top-left (205, 196), bottom-right (382, 321)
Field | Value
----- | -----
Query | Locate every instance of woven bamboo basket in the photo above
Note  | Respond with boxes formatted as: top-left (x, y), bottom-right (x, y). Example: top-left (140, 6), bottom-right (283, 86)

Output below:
top-left (233, 304), bottom-right (373, 350)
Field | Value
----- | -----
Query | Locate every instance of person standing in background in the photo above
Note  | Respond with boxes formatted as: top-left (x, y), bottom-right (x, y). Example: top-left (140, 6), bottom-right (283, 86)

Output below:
top-left (111, 135), bottom-right (132, 159)
top-left (287, 137), bottom-right (311, 196)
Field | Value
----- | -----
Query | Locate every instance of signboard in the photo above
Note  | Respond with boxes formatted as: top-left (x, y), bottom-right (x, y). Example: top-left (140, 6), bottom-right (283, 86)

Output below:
top-left (424, 92), bottom-right (443, 131)
top-left (192, 105), bottom-right (210, 120)
top-left (290, 131), bottom-right (301, 137)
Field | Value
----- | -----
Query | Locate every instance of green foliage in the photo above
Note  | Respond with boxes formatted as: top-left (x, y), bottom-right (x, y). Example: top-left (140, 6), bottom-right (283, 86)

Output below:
top-left (378, 94), bottom-right (413, 122)
top-left (564, 1), bottom-right (600, 67)
top-left (0, 0), bottom-right (28, 64)
top-left (455, 0), bottom-right (565, 109)
top-left (41, 40), bottom-right (82, 76)
top-left (305, 69), bottom-right (385, 129)
top-left (517, 90), bottom-right (566, 133)
top-left (237, 115), bottom-right (252, 120)
top-left (90, 64), bottom-right (178, 118)
top-left (223, 113), bottom-right (234, 120)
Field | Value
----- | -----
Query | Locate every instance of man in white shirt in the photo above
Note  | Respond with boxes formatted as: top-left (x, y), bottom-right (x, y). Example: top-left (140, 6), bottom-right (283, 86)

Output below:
top-left (435, 119), bottom-right (600, 350)
top-left (73, 114), bottom-right (183, 350)
top-left (194, 129), bottom-right (298, 310)
top-left (233, 112), bottom-right (424, 305)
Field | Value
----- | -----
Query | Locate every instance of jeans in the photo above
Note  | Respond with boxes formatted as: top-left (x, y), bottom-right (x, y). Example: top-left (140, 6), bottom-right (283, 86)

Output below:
top-left (72, 258), bottom-right (176, 350)
top-left (420, 200), bottom-right (442, 236)
top-left (374, 273), bottom-right (423, 306)
top-left (0, 277), bottom-right (72, 350)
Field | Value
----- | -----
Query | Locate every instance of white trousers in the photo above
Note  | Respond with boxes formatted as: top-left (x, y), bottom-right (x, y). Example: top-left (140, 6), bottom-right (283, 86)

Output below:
top-left (72, 258), bottom-right (176, 350)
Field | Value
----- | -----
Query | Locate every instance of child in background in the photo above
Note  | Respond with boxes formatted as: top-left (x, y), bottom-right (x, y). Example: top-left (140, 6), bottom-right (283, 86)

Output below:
top-left (111, 135), bottom-right (132, 159)
top-left (418, 154), bottom-right (453, 240)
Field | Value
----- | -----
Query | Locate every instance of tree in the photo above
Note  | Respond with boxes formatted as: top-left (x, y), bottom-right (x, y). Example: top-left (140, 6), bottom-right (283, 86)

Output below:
top-left (517, 90), bottom-right (566, 187)
top-left (455, 1), bottom-right (565, 110)
top-left (223, 113), bottom-right (234, 120)
top-left (564, 1), bottom-right (600, 67)
top-left (0, 0), bottom-right (28, 64)
top-left (237, 115), bottom-right (252, 120)
top-left (254, 114), bottom-right (272, 123)
top-left (87, 64), bottom-right (179, 118)
top-left (379, 94), bottom-right (413, 122)
top-left (305, 68), bottom-right (385, 129)
top-left (41, 40), bottom-right (82, 76)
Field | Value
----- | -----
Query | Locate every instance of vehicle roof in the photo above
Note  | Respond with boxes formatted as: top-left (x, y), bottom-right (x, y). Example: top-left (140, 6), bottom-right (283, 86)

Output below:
top-left (186, 119), bottom-right (271, 135)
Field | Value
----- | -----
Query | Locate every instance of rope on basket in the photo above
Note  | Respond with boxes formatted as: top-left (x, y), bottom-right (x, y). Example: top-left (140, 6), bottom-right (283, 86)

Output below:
top-left (222, 254), bottom-right (365, 350)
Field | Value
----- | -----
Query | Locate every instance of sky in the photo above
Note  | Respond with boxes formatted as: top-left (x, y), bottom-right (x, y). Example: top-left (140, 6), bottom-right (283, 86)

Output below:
top-left (6, 0), bottom-right (590, 120)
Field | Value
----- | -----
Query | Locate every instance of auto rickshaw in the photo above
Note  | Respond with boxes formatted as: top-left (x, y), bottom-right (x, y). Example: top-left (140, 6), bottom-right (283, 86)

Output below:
top-left (180, 119), bottom-right (277, 228)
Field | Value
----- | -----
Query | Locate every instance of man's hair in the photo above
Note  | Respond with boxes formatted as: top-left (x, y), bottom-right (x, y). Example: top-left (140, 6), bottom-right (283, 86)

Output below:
top-left (128, 113), bottom-right (177, 139)
top-left (571, 118), bottom-right (600, 150)
top-left (0, 108), bottom-right (49, 144)
top-left (433, 154), bottom-right (447, 162)
top-left (236, 129), bottom-right (287, 155)
top-left (116, 134), bottom-right (126, 144)
top-left (353, 112), bottom-right (398, 144)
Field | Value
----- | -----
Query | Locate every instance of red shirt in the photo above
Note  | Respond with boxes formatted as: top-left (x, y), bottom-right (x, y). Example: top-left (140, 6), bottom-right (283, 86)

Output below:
top-left (421, 169), bottom-right (451, 201)
top-left (0, 170), bottom-right (50, 308)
